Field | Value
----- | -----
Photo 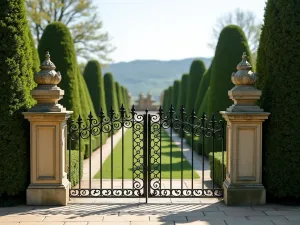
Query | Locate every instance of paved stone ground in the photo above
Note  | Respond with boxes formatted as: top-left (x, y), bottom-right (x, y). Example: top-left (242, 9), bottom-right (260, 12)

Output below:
top-left (1, 199), bottom-right (300, 224)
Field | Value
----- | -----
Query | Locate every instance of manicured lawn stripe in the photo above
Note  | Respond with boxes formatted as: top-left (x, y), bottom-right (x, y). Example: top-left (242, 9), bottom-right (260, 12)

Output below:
top-left (94, 128), bottom-right (199, 179)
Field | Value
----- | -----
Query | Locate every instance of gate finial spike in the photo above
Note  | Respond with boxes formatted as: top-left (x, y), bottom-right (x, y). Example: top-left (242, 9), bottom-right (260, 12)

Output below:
top-left (211, 113), bottom-right (215, 122)
top-left (158, 105), bottom-right (163, 115)
top-left (201, 112), bottom-right (206, 120)
top-left (109, 106), bottom-right (115, 115)
top-left (180, 105), bottom-right (185, 114)
top-left (77, 114), bottom-right (82, 122)
top-left (120, 104), bottom-right (125, 111)
top-left (131, 105), bottom-right (136, 115)
top-left (88, 111), bottom-right (93, 119)
top-left (169, 104), bottom-right (175, 114)
top-left (191, 109), bottom-right (196, 118)
top-left (99, 107), bottom-right (104, 118)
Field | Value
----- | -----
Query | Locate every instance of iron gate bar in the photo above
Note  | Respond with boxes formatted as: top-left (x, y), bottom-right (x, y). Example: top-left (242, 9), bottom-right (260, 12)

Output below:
top-left (180, 106), bottom-right (184, 191)
top-left (201, 113), bottom-right (205, 190)
top-left (99, 108), bottom-right (104, 191)
top-left (89, 112), bottom-right (92, 190)
top-left (170, 105), bottom-right (174, 190)
top-left (110, 107), bottom-right (114, 192)
top-left (144, 111), bottom-right (148, 202)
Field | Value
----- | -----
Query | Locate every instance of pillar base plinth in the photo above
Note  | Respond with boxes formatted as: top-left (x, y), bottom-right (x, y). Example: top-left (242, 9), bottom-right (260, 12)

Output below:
top-left (27, 179), bottom-right (70, 206)
top-left (223, 180), bottom-right (266, 205)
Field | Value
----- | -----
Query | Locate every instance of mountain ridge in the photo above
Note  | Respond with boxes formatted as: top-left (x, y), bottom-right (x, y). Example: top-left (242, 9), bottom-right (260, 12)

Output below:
top-left (102, 57), bottom-right (213, 103)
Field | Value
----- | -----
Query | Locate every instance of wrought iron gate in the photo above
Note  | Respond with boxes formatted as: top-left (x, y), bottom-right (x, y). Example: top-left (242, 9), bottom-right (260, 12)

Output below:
top-left (67, 105), bottom-right (225, 200)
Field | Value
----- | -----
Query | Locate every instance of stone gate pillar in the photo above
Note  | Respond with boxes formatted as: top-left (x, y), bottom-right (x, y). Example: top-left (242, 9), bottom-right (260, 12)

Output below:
top-left (220, 53), bottom-right (270, 205)
top-left (23, 52), bottom-right (73, 205)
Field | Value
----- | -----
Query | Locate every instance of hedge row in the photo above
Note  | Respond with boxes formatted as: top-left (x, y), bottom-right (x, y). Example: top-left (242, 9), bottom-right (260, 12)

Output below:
top-left (256, 0), bottom-right (300, 200)
top-left (208, 152), bottom-right (226, 188)
top-left (0, 0), bottom-right (35, 197)
top-left (66, 150), bottom-right (84, 187)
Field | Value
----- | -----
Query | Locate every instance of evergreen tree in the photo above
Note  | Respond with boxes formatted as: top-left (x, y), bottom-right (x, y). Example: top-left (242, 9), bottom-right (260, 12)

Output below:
top-left (28, 29), bottom-right (40, 75)
top-left (163, 88), bottom-right (169, 113)
top-left (104, 73), bottom-right (119, 115)
top-left (0, 0), bottom-right (35, 196)
top-left (83, 60), bottom-right (107, 116)
top-left (169, 86), bottom-right (174, 109)
top-left (194, 59), bottom-right (213, 117)
top-left (125, 88), bottom-right (131, 110)
top-left (256, 0), bottom-right (300, 199)
top-left (121, 86), bottom-right (129, 112)
top-left (38, 22), bottom-right (81, 120)
top-left (115, 81), bottom-right (122, 108)
top-left (209, 25), bottom-right (251, 116)
top-left (179, 74), bottom-right (190, 112)
top-left (172, 80), bottom-right (181, 112)
top-left (186, 60), bottom-right (206, 113)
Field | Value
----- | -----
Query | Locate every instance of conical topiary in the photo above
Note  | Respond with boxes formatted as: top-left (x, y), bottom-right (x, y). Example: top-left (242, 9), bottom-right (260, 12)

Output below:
top-left (28, 30), bottom-right (40, 76)
top-left (0, 0), bottom-right (35, 197)
top-left (163, 88), bottom-right (169, 113)
top-left (38, 22), bottom-right (81, 120)
top-left (194, 59), bottom-right (214, 117)
top-left (171, 80), bottom-right (181, 112)
top-left (208, 25), bottom-right (251, 116)
top-left (186, 60), bottom-right (206, 113)
top-left (83, 60), bottom-right (107, 116)
top-left (104, 72), bottom-right (119, 116)
top-left (256, 0), bottom-right (300, 200)
top-left (179, 73), bottom-right (190, 111)
top-left (115, 81), bottom-right (123, 108)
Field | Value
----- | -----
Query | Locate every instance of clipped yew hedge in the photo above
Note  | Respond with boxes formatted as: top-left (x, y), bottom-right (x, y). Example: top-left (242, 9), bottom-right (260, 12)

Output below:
top-left (186, 59), bottom-right (206, 113)
top-left (256, 0), bottom-right (300, 200)
top-left (209, 25), bottom-right (251, 116)
top-left (209, 152), bottom-right (226, 188)
top-left (83, 60), bottom-right (107, 116)
top-left (66, 150), bottom-right (84, 187)
top-left (0, 0), bottom-right (35, 198)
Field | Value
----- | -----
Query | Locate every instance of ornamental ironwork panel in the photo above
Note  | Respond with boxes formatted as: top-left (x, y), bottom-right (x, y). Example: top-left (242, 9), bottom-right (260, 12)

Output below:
top-left (67, 104), bottom-right (225, 200)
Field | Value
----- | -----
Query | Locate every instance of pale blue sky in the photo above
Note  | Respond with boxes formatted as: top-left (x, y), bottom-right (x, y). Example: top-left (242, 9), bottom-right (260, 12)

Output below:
top-left (94, 0), bottom-right (266, 62)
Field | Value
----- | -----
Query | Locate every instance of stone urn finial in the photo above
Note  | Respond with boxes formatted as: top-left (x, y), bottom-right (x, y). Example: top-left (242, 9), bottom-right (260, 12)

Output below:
top-left (226, 52), bottom-right (263, 112)
top-left (34, 51), bottom-right (62, 85)
top-left (231, 52), bottom-right (256, 85)
top-left (30, 51), bottom-right (66, 112)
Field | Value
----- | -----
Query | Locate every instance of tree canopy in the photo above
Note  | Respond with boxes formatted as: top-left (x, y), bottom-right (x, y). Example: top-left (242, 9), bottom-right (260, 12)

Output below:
top-left (26, 0), bottom-right (114, 62)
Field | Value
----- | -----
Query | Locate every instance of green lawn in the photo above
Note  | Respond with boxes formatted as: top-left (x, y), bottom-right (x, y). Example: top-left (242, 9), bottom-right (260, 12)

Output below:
top-left (94, 128), bottom-right (199, 179)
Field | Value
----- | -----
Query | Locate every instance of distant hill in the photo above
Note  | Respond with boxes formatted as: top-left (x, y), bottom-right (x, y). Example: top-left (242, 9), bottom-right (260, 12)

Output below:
top-left (102, 57), bottom-right (212, 104)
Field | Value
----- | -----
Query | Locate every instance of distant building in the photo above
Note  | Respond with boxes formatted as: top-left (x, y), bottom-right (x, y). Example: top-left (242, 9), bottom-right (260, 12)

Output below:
top-left (135, 92), bottom-right (159, 111)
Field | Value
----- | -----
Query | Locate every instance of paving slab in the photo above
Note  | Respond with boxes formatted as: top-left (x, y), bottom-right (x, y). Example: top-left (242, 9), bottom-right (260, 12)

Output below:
top-left (224, 211), bottom-right (267, 216)
top-left (18, 223), bottom-right (64, 225)
top-left (225, 221), bottom-right (274, 225)
top-left (265, 210), bottom-right (300, 216)
top-left (271, 221), bottom-right (300, 225)
top-left (0, 215), bottom-right (45, 222)
top-left (176, 221), bottom-right (226, 225)
top-left (285, 215), bottom-right (300, 220)
top-left (187, 216), bottom-right (246, 221)
top-left (246, 215), bottom-right (288, 221)
top-left (43, 215), bottom-right (104, 222)
top-left (0, 223), bottom-right (19, 225)
top-left (88, 223), bottom-right (130, 225)
top-left (103, 215), bottom-right (150, 222)
top-left (150, 215), bottom-right (187, 222)
top-left (203, 211), bottom-right (226, 216)
top-left (131, 222), bottom-right (174, 225)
